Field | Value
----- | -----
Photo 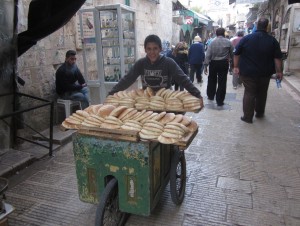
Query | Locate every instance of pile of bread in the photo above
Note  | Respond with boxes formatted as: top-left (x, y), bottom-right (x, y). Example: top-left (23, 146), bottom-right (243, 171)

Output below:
top-left (104, 87), bottom-right (203, 112)
top-left (62, 104), bottom-right (198, 144)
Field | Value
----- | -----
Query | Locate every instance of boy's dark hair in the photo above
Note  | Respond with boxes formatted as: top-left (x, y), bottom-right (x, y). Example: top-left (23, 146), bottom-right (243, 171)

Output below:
top-left (216, 28), bottom-right (225, 37)
top-left (144, 35), bottom-right (162, 49)
top-left (257, 18), bottom-right (269, 30)
top-left (66, 50), bottom-right (76, 58)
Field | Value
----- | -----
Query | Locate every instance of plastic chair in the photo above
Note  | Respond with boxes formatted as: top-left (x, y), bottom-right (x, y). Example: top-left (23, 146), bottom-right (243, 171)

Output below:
top-left (57, 99), bottom-right (82, 118)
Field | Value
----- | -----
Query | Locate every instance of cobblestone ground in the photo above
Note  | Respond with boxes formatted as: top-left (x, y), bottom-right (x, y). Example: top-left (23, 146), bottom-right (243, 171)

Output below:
top-left (5, 75), bottom-right (300, 226)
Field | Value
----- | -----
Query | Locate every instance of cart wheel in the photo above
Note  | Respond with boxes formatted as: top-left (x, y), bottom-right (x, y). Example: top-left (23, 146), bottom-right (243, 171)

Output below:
top-left (95, 178), bottom-right (129, 226)
top-left (170, 146), bottom-right (186, 205)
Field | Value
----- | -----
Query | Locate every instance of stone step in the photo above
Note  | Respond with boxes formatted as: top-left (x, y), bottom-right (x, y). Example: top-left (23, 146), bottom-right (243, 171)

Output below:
top-left (32, 125), bottom-right (76, 145)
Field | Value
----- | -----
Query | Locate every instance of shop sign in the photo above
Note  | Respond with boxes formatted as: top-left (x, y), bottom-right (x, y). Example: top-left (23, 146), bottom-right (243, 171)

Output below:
top-left (185, 16), bottom-right (194, 25)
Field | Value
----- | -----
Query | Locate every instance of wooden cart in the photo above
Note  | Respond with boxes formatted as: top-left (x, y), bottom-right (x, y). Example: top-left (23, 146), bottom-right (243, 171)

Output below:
top-left (72, 126), bottom-right (197, 225)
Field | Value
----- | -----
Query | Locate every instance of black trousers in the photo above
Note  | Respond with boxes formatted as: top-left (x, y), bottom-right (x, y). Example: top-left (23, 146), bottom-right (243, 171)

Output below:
top-left (206, 60), bottom-right (229, 105)
top-left (189, 64), bottom-right (203, 83)
top-left (240, 75), bottom-right (270, 120)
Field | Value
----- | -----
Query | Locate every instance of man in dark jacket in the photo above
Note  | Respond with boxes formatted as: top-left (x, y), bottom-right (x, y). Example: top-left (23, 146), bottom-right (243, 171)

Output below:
top-left (233, 18), bottom-right (283, 123)
top-left (55, 50), bottom-right (90, 109)
top-left (108, 35), bottom-right (202, 99)
top-left (188, 36), bottom-right (205, 83)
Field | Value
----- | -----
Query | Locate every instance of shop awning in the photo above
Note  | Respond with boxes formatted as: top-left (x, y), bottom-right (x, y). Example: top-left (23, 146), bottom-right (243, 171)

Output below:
top-left (18, 0), bottom-right (86, 56)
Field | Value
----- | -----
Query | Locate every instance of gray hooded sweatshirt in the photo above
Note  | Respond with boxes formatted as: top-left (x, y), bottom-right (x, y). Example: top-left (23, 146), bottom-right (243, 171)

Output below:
top-left (108, 54), bottom-right (201, 98)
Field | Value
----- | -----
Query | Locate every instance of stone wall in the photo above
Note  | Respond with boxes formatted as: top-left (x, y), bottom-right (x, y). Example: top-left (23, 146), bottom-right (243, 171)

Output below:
top-left (17, 0), bottom-right (179, 132)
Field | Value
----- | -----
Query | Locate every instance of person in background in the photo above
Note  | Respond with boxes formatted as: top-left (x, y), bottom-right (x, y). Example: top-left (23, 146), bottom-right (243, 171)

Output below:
top-left (204, 28), bottom-right (234, 106)
top-left (167, 42), bottom-right (189, 91)
top-left (230, 30), bottom-right (244, 89)
top-left (233, 18), bottom-right (283, 123)
top-left (205, 33), bottom-right (214, 51)
top-left (108, 34), bottom-right (202, 99)
top-left (55, 50), bottom-right (90, 109)
top-left (188, 36), bottom-right (205, 84)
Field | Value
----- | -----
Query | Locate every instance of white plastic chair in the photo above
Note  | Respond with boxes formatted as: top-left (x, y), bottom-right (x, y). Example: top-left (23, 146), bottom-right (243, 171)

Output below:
top-left (57, 99), bottom-right (82, 118)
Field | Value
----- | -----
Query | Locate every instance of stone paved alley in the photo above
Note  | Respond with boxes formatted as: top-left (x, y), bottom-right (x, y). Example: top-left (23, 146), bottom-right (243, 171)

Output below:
top-left (3, 74), bottom-right (300, 226)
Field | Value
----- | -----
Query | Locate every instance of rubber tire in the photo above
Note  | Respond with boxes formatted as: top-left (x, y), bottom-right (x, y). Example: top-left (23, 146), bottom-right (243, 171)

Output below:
top-left (170, 146), bottom-right (186, 205)
top-left (95, 178), bottom-right (129, 226)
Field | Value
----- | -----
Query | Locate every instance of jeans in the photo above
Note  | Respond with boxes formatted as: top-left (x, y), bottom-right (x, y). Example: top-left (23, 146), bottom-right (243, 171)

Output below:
top-left (61, 87), bottom-right (90, 109)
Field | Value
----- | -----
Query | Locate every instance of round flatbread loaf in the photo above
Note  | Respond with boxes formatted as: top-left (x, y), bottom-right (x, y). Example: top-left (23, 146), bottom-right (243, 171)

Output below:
top-left (140, 129), bottom-right (161, 136)
top-left (66, 117), bottom-right (82, 125)
top-left (105, 116), bottom-right (123, 124)
top-left (100, 122), bottom-right (121, 129)
top-left (161, 131), bottom-right (182, 139)
top-left (155, 88), bottom-right (166, 96)
top-left (171, 114), bottom-right (183, 123)
top-left (62, 121), bottom-right (78, 130)
top-left (159, 113), bottom-right (176, 124)
top-left (152, 111), bottom-right (166, 121)
top-left (82, 119), bottom-right (101, 127)
top-left (69, 115), bottom-right (84, 122)
top-left (109, 106), bottom-right (128, 117)
top-left (158, 135), bottom-right (177, 144)
top-left (98, 105), bottom-right (116, 118)
top-left (91, 104), bottom-right (103, 114)
top-left (121, 109), bottom-right (138, 121)
top-left (187, 120), bottom-right (198, 132)
top-left (84, 105), bottom-right (93, 114)
top-left (146, 87), bottom-right (155, 97)
top-left (142, 125), bottom-right (163, 133)
top-left (139, 132), bottom-right (158, 140)
top-left (167, 122), bottom-right (190, 133)
top-left (136, 89), bottom-right (146, 97)
top-left (118, 108), bottom-right (135, 120)
top-left (135, 110), bottom-right (153, 122)
top-left (123, 122), bottom-right (142, 130)
top-left (164, 128), bottom-right (185, 135)
top-left (85, 119), bottom-right (102, 125)
top-left (181, 115), bottom-right (192, 126)
top-left (71, 113), bottom-right (85, 121)
top-left (76, 110), bottom-right (90, 117)
top-left (90, 114), bottom-right (105, 123)
top-left (121, 124), bottom-right (141, 132)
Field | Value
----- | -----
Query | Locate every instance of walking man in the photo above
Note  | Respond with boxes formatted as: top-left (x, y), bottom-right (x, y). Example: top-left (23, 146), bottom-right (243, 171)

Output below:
top-left (233, 18), bottom-right (283, 123)
top-left (204, 28), bottom-right (234, 106)
top-left (188, 36), bottom-right (205, 83)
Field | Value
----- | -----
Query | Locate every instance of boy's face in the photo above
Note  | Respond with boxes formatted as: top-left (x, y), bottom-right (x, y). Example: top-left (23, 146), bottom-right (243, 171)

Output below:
top-left (145, 42), bottom-right (162, 63)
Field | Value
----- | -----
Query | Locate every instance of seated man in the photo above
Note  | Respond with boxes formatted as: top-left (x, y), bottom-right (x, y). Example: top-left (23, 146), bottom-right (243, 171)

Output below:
top-left (55, 50), bottom-right (90, 109)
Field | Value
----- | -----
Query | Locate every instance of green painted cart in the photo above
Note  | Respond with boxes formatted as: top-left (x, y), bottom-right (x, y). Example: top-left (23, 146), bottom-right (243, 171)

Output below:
top-left (72, 129), bottom-right (196, 226)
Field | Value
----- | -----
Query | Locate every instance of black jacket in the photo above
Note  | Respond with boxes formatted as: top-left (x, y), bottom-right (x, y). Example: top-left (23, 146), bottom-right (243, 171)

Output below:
top-left (55, 62), bottom-right (85, 95)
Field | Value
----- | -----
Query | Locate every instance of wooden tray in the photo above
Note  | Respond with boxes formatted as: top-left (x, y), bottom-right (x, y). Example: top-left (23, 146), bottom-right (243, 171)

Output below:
top-left (78, 126), bottom-right (139, 142)
top-left (77, 125), bottom-right (198, 148)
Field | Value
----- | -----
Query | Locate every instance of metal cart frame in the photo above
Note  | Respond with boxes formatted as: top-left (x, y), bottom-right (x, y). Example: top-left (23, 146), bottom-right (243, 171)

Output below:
top-left (72, 133), bottom-right (187, 225)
